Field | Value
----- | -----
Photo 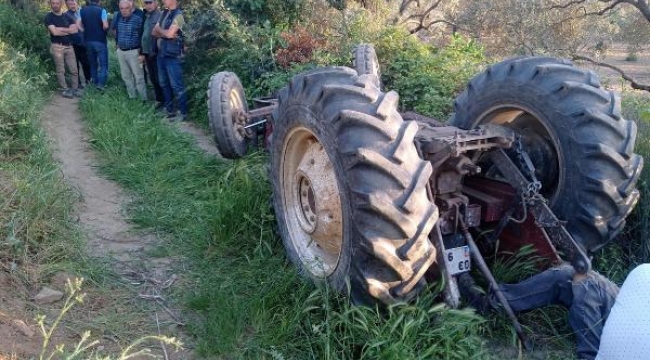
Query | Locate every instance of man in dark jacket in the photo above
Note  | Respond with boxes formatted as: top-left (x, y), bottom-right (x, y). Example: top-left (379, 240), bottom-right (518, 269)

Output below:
top-left (65, 0), bottom-right (90, 87)
top-left (152, 0), bottom-right (187, 121)
top-left (79, 0), bottom-right (109, 89)
top-left (141, 0), bottom-right (163, 107)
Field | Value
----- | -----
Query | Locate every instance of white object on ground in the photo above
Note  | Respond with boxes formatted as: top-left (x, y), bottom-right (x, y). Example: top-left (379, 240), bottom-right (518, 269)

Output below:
top-left (596, 263), bottom-right (650, 360)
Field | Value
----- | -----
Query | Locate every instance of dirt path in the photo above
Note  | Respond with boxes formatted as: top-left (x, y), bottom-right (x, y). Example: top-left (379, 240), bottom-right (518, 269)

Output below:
top-left (41, 96), bottom-right (149, 261)
top-left (176, 122), bottom-right (221, 156)
top-left (30, 94), bottom-right (199, 358)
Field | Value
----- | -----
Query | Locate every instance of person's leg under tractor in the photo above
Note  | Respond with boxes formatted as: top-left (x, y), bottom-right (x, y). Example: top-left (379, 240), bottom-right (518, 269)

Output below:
top-left (498, 263), bottom-right (575, 312)
top-left (570, 271), bottom-right (619, 360)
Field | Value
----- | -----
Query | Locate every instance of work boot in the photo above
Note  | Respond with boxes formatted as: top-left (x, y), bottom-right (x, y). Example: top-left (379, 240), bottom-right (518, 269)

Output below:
top-left (457, 273), bottom-right (492, 315)
top-left (61, 88), bottom-right (74, 98)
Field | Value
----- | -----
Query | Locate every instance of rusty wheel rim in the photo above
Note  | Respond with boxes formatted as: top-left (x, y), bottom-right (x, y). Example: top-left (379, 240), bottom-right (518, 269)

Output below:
top-left (281, 127), bottom-right (343, 278)
top-left (229, 90), bottom-right (248, 141)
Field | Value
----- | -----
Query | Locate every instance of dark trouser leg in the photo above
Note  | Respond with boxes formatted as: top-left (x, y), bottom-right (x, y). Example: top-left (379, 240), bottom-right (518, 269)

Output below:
top-left (497, 264), bottom-right (575, 312)
top-left (73, 44), bottom-right (91, 84)
top-left (569, 272), bottom-right (619, 360)
top-left (96, 43), bottom-right (109, 87)
top-left (86, 42), bottom-right (98, 85)
top-left (146, 54), bottom-right (164, 104)
top-left (157, 56), bottom-right (174, 114)
top-left (166, 57), bottom-right (188, 115)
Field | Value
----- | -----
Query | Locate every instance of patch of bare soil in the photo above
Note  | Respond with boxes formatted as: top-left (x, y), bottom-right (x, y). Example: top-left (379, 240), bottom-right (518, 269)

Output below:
top-left (0, 95), bottom-right (195, 358)
top-left (579, 43), bottom-right (650, 94)
top-left (176, 122), bottom-right (221, 156)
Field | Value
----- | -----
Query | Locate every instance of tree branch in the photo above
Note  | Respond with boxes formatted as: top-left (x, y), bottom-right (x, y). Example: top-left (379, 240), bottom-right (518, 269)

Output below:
top-left (399, 0), bottom-right (420, 15)
top-left (406, 18), bottom-right (461, 34)
top-left (400, 0), bottom-right (444, 32)
top-left (573, 54), bottom-right (650, 91)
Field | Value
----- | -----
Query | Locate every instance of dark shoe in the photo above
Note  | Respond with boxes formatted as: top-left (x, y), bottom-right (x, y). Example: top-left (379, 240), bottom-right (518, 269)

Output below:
top-left (61, 89), bottom-right (74, 98)
top-left (73, 88), bottom-right (83, 98)
top-left (457, 273), bottom-right (491, 315)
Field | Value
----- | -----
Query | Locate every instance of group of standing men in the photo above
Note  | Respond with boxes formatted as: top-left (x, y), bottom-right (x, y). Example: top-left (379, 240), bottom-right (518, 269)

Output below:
top-left (45, 0), bottom-right (188, 121)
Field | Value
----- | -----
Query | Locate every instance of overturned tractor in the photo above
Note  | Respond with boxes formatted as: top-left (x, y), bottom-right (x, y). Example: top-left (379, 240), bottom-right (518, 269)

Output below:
top-left (207, 46), bottom-right (642, 339)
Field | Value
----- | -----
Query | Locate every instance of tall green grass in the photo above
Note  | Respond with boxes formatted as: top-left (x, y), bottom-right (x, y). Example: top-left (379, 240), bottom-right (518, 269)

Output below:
top-left (78, 86), bottom-right (488, 358)
top-left (0, 1), bottom-right (51, 72)
top-left (0, 38), bottom-right (83, 269)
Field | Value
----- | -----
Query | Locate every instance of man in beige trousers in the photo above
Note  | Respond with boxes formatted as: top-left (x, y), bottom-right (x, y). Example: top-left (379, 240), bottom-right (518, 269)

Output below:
top-left (44, 0), bottom-right (81, 98)
top-left (115, 0), bottom-right (147, 100)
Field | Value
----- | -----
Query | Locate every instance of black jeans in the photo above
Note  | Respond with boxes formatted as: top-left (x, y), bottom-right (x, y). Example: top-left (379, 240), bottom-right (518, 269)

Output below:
top-left (496, 264), bottom-right (619, 360)
top-left (144, 53), bottom-right (164, 104)
top-left (72, 44), bottom-right (91, 84)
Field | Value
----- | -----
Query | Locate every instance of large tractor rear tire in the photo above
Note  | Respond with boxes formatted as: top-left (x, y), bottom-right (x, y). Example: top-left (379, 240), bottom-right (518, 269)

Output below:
top-left (207, 71), bottom-right (250, 159)
top-left (270, 68), bottom-right (438, 305)
top-left (449, 57), bottom-right (643, 253)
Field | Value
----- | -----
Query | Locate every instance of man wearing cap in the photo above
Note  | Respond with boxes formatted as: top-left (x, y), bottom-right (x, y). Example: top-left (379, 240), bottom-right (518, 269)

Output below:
top-left (152, 0), bottom-right (188, 121)
top-left (115, 0), bottom-right (147, 100)
top-left (142, 0), bottom-right (164, 107)
top-left (45, 0), bottom-right (81, 98)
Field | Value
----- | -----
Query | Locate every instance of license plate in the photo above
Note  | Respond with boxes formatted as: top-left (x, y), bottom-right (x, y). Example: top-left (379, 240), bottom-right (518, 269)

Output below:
top-left (444, 245), bottom-right (471, 275)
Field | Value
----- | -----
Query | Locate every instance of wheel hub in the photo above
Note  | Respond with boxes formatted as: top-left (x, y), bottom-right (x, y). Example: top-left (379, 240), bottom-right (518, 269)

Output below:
top-left (282, 128), bottom-right (343, 277)
top-left (229, 91), bottom-right (250, 141)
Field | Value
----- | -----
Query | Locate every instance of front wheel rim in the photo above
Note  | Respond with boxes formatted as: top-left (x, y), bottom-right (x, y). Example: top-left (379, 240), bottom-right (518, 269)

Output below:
top-left (281, 127), bottom-right (343, 278)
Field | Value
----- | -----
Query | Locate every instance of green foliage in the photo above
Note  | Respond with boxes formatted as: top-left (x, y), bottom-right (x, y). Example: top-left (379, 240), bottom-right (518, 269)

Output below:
top-left (376, 31), bottom-right (486, 119)
top-left (283, 288), bottom-right (486, 360)
top-left (184, 1), bottom-right (486, 126)
top-left (0, 39), bottom-right (80, 267)
top-left (184, 5), bottom-right (287, 124)
top-left (0, 1), bottom-right (51, 64)
top-left (0, 42), bottom-right (49, 155)
top-left (225, 0), bottom-right (304, 25)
